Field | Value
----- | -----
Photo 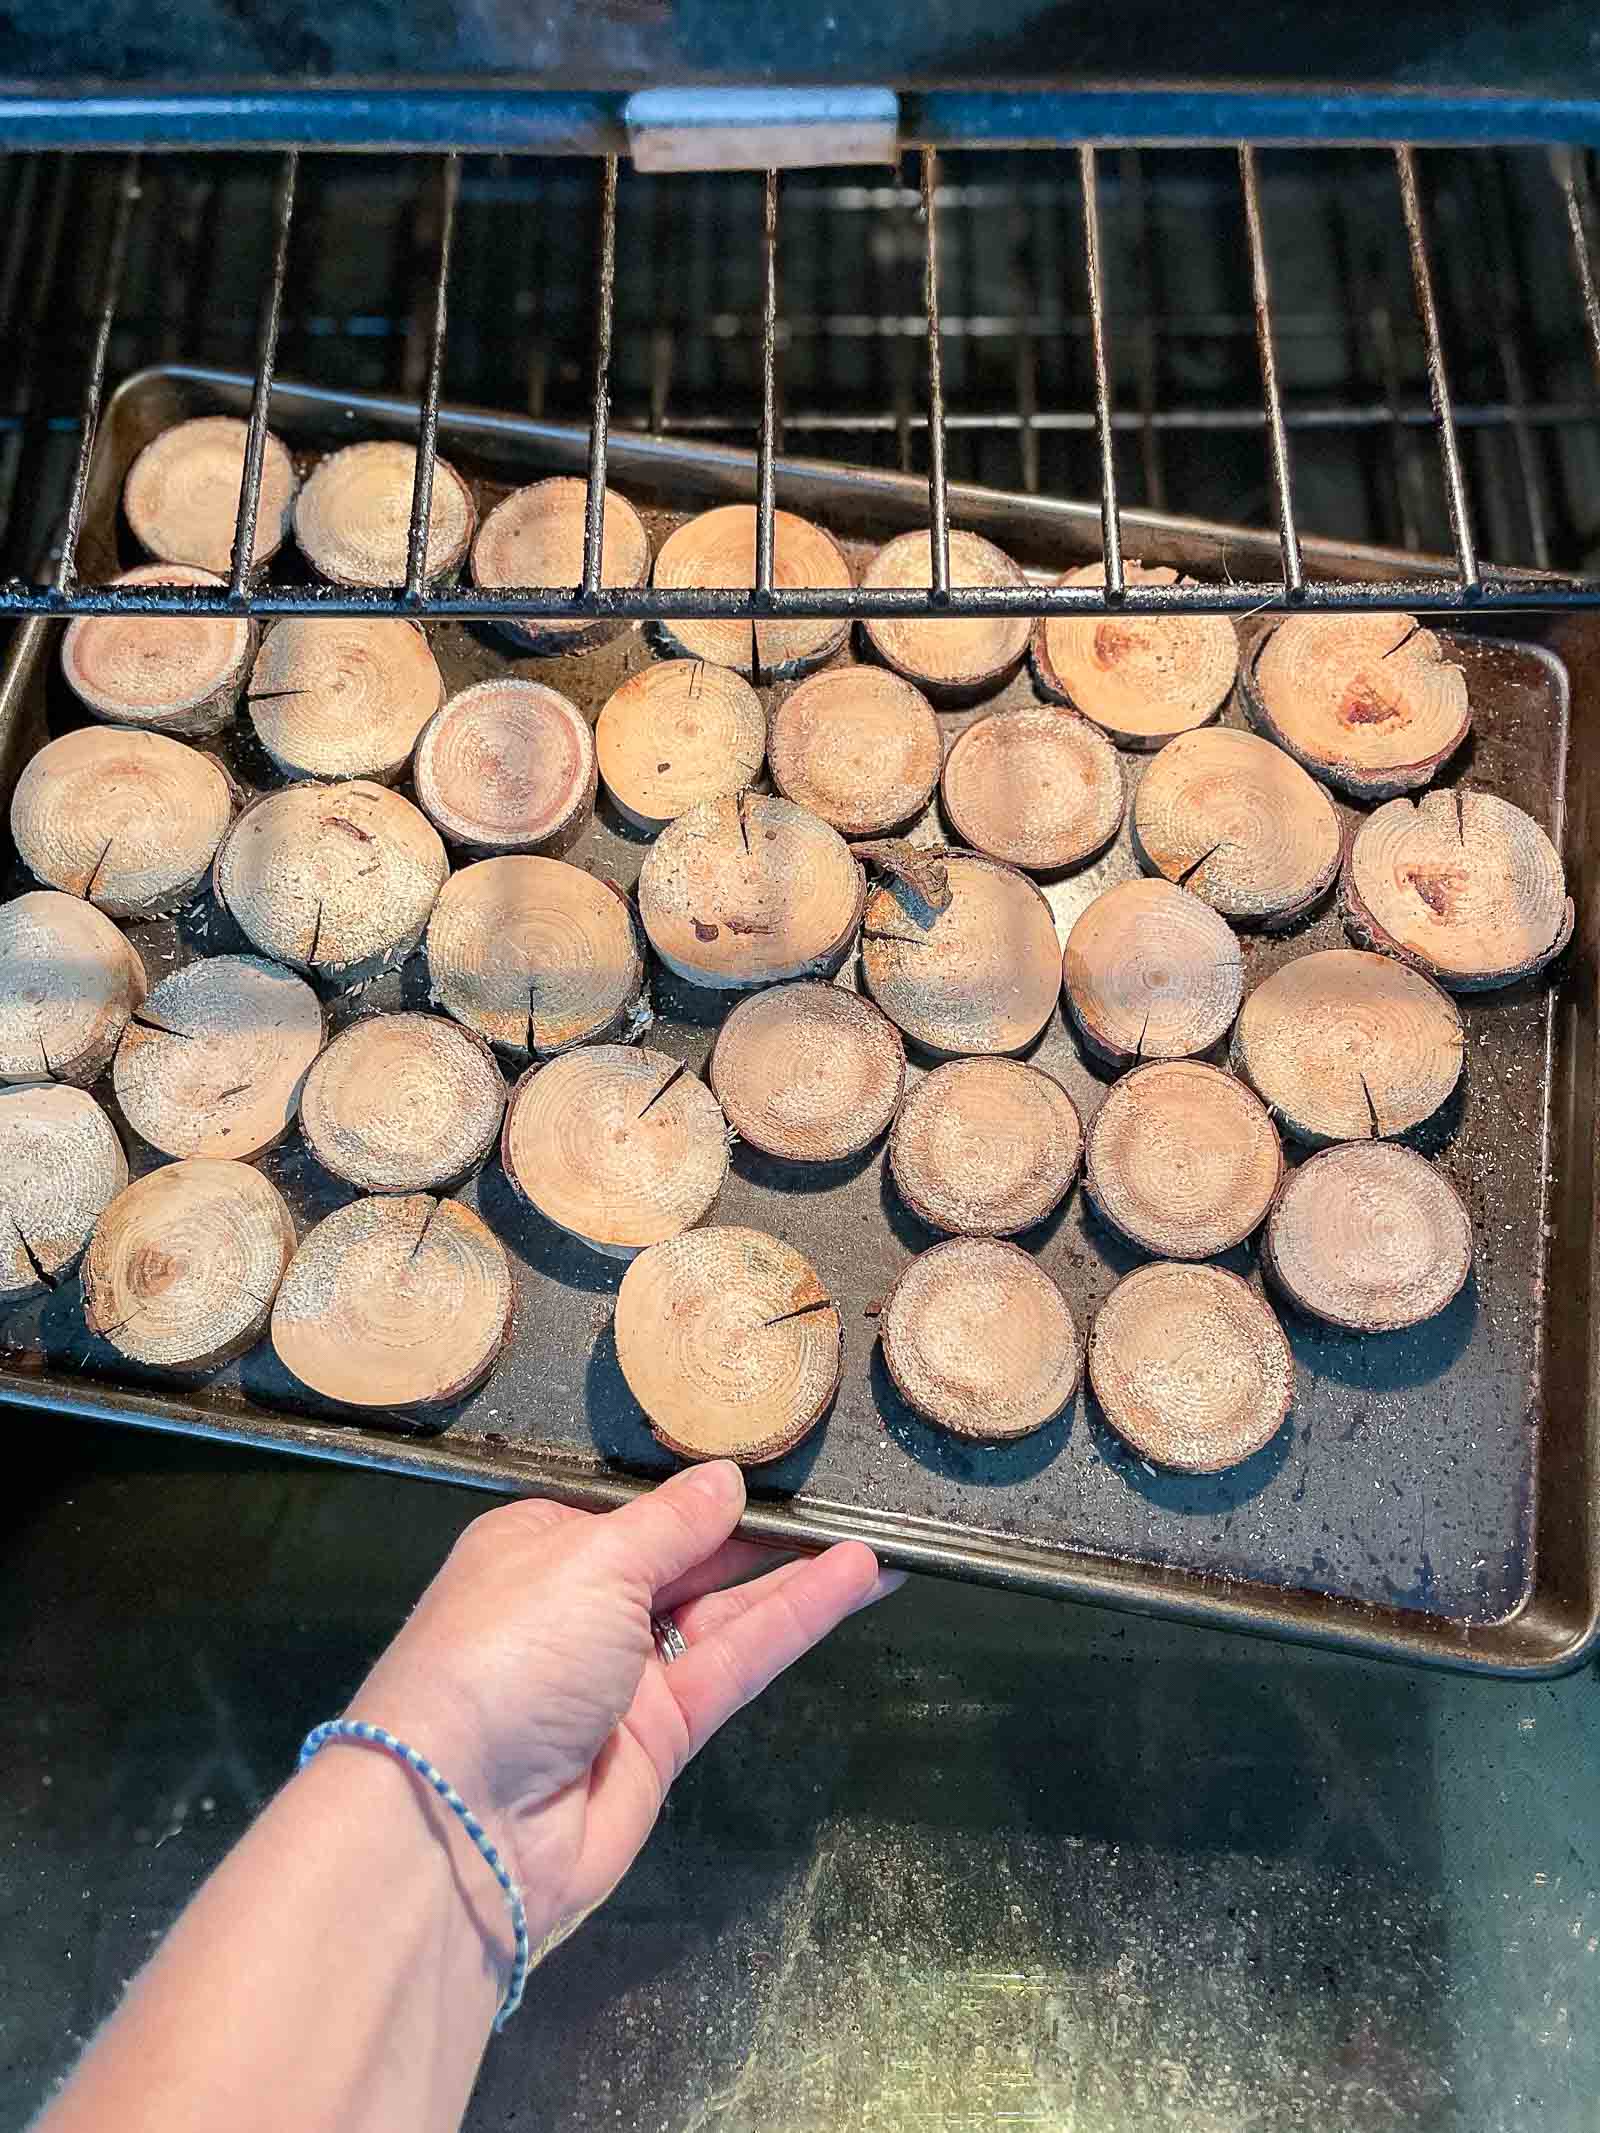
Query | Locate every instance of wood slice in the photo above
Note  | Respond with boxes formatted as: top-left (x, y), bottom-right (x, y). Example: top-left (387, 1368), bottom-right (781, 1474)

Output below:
top-left (860, 851), bottom-right (1060, 1057)
top-left (293, 440), bottom-right (475, 589)
top-left (767, 666), bottom-right (942, 836)
top-left (214, 780), bottom-right (448, 982)
top-left (652, 505), bottom-right (852, 677)
top-left (113, 953), bottom-right (325, 1161)
top-left (502, 1044), bottom-right (728, 1258)
top-left (1264, 1141), bottom-right (1473, 1333)
top-left (414, 679), bottom-right (596, 856)
top-left (246, 617), bottom-right (444, 784)
top-left (889, 1056), bottom-right (1082, 1236)
top-left (471, 477), bottom-right (651, 651)
top-left (1062, 877), bottom-right (1244, 1069)
top-left (1342, 787), bottom-right (1572, 990)
top-left (1089, 1261), bottom-right (1293, 1472)
top-left (613, 1225), bottom-right (841, 1463)
top-left (427, 855), bottom-right (645, 1057)
top-left (880, 1236), bottom-right (1080, 1440)
top-left (860, 528), bottom-right (1031, 701)
top-left (271, 1193), bottom-right (511, 1408)
top-left (61, 565), bottom-right (254, 737)
top-left (1032, 563), bottom-right (1238, 748)
top-left (941, 705), bottom-right (1125, 873)
top-left (638, 793), bottom-right (864, 989)
top-left (596, 660), bottom-right (766, 834)
top-left (11, 727), bottom-right (234, 919)
top-left (300, 1013), bottom-right (507, 1193)
top-left (1231, 947), bottom-right (1464, 1146)
top-left (1243, 613), bottom-right (1471, 798)
top-left (84, 1157), bottom-right (295, 1371)
top-left (123, 414), bottom-right (299, 574)
top-left (710, 981), bottom-right (905, 1163)
top-left (1131, 726), bottom-right (1342, 927)
top-left (1083, 1060), bottom-right (1281, 1258)
top-left (0, 890), bottom-right (146, 1086)
top-left (0, 1083), bottom-right (126, 1298)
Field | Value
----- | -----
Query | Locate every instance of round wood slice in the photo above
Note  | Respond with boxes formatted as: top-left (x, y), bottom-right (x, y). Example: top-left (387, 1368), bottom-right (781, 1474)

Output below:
top-left (61, 565), bottom-right (254, 737)
top-left (0, 1083), bottom-right (126, 1298)
top-left (889, 1056), bottom-right (1082, 1236)
top-left (1342, 787), bottom-right (1573, 991)
top-left (638, 793), bottom-right (864, 989)
top-left (613, 1226), bottom-right (841, 1463)
top-left (123, 414), bottom-right (299, 574)
top-left (1089, 1261), bottom-right (1293, 1472)
top-left (1264, 1141), bottom-right (1473, 1333)
top-left (502, 1044), bottom-right (728, 1258)
top-left (214, 780), bottom-right (447, 982)
top-left (113, 953), bottom-right (324, 1161)
top-left (1231, 947), bottom-right (1464, 1146)
top-left (0, 890), bottom-right (146, 1086)
top-left (427, 855), bottom-right (645, 1057)
top-left (247, 617), bottom-right (444, 784)
top-left (1084, 1060), bottom-right (1281, 1258)
top-left (860, 851), bottom-right (1060, 1057)
top-left (767, 666), bottom-right (942, 835)
top-left (84, 1157), bottom-right (295, 1370)
top-left (11, 726), bottom-right (234, 919)
top-left (293, 440), bottom-right (475, 589)
top-left (299, 1013), bottom-right (506, 1193)
top-left (596, 661), bottom-right (766, 834)
top-left (471, 477), bottom-right (651, 651)
top-left (710, 981), bottom-right (905, 1162)
top-left (1131, 726), bottom-right (1342, 927)
top-left (414, 679), bottom-right (596, 856)
top-left (1243, 613), bottom-right (1470, 798)
top-left (880, 1236), bottom-right (1080, 1440)
top-left (860, 528), bottom-right (1030, 701)
top-left (1062, 877), bottom-right (1243, 1069)
top-left (271, 1192), bottom-right (512, 1408)
top-left (941, 705), bottom-right (1125, 872)
top-left (652, 505), bottom-right (852, 677)
top-left (1032, 563), bottom-right (1238, 748)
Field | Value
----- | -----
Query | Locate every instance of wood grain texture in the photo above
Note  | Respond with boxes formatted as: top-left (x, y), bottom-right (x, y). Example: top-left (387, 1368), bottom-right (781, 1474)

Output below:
top-left (710, 981), bottom-right (905, 1163)
top-left (651, 505), bottom-right (851, 676)
top-left (123, 415), bottom-right (298, 574)
top-left (597, 660), bottom-right (766, 833)
top-left (294, 440), bottom-right (475, 589)
top-left (247, 617), bottom-right (444, 784)
top-left (0, 890), bottom-right (146, 1086)
top-left (1264, 1140), bottom-right (1473, 1333)
top-left (941, 704), bottom-right (1125, 872)
top-left (860, 528), bottom-right (1031, 700)
top-left (471, 477), bottom-right (651, 650)
top-left (1084, 1060), bottom-right (1281, 1259)
top-left (0, 1083), bottom-right (126, 1298)
top-left (860, 851), bottom-right (1060, 1057)
top-left (1062, 877), bottom-right (1243, 1069)
top-left (1033, 563), bottom-right (1238, 747)
top-left (889, 1056), bottom-right (1081, 1236)
top-left (414, 678), bottom-right (597, 855)
top-left (767, 665), bottom-right (942, 835)
top-left (62, 565), bottom-right (254, 737)
top-left (300, 1013), bottom-right (507, 1193)
top-left (880, 1236), bottom-right (1080, 1439)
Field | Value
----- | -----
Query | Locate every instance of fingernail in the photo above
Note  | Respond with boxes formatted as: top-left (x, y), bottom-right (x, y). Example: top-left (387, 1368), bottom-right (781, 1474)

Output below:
top-left (871, 1568), bottom-right (909, 1601)
top-left (683, 1457), bottom-right (745, 1507)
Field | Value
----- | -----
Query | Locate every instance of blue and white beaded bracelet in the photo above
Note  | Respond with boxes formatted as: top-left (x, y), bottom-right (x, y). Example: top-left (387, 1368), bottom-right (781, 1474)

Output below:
top-left (298, 1718), bottom-right (529, 2029)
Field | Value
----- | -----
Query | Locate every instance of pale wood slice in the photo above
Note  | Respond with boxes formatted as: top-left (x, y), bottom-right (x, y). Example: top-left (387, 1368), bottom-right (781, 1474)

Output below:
top-left (889, 1056), bottom-right (1082, 1236)
top-left (1342, 787), bottom-right (1572, 991)
top-left (652, 505), bottom-right (851, 678)
top-left (502, 1044), bottom-right (728, 1258)
top-left (427, 855), bottom-right (645, 1057)
top-left (1062, 877), bottom-right (1244, 1069)
top-left (1032, 563), bottom-right (1238, 748)
top-left (293, 440), bottom-right (475, 589)
top-left (1084, 1060), bottom-right (1281, 1258)
top-left (638, 793), bottom-right (864, 989)
top-left (861, 528), bottom-right (1031, 701)
top-left (1265, 1140), bottom-right (1472, 1333)
top-left (1089, 1261), bottom-right (1293, 1472)
top-left (84, 1157), bottom-right (295, 1370)
top-left (61, 565), bottom-right (254, 737)
top-left (767, 666), bottom-right (942, 835)
top-left (214, 780), bottom-right (448, 982)
top-left (471, 477), bottom-right (651, 651)
top-left (0, 1083), bottom-right (126, 1297)
top-left (271, 1192), bottom-right (511, 1408)
top-left (941, 704), bottom-right (1125, 872)
top-left (613, 1225), bottom-right (841, 1463)
top-left (1244, 612), bottom-right (1471, 798)
top-left (299, 1013), bottom-right (505, 1193)
top-left (11, 727), bottom-right (234, 919)
top-left (710, 981), bottom-right (905, 1162)
top-left (1131, 726), bottom-right (1342, 927)
top-left (414, 679), bottom-right (596, 855)
top-left (860, 851), bottom-right (1060, 1057)
top-left (1231, 947), bottom-right (1464, 1146)
top-left (0, 890), bottom-right (146, 1086)
top-left (597, 661), bottom-right (766, 834)
top-left (880, 1236), bottom-right (1080, 1440)
top-left (123, 415), bottom-right (298, 574)
top-left (247, 617), bottom-right (444, 784)
top-left (113, 953), bottom-right (324, 1161)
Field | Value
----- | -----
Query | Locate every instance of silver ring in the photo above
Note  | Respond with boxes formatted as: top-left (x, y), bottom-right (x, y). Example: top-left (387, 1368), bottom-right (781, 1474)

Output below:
top-left (651, 1612), bottom-right (688, 1666)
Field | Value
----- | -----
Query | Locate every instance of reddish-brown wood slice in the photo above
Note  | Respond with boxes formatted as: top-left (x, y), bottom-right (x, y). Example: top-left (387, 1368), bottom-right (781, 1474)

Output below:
top-left (889, 1056), bottom-right (1082, 1235)
top-left (860, 851), bottom-right (1060, 1057)
top-left (61, 565), bottom-right (254, 737)
top-left (1062, 877), bottom-right (1243, 1069)
top-left (294, 440), bottom-right (475, 589)
top-left (247, 617), bottom-right (444, 784)
top-left (941, 704), bottom-right (1125, 872)
top-left (299, 1012), bottom-right (507, 1194)
top-left (1264, 1140), bottom-right (1472, 1333)
top-left (1084, 1059), bottom-right (1281, 1258)
top-left (710, 981), bottom-right (905, 1162)
top-left (597, 660), bottom-right (766, 834)
top-left (861, 528), bottom-right (1031, 701)
top-left (0, 890), bottom-right (146, 1086)
top-left (880, 1236), bottom-right (1080, 1439)
top-left (1033, 563), bottom-right (1239, 748)
top-left (123, 415), bottom-right (299, 574)
top-left (652, 505), bottom-right (852, 677)
top-left (414, 679), bottom-right (597, 855)
top-left (0, 1083), bottom-right (126, 1298)
top-left (767, 666), bottom-right (943, 835)
top-left (471, 476), bottom-right (651, 650)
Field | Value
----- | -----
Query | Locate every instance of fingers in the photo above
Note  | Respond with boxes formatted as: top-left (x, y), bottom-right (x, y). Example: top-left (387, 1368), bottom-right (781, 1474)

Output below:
top-left (653, 1536), bottom-right (791, 1614)
top-left (595, 1459), bottom-right (748, 1598)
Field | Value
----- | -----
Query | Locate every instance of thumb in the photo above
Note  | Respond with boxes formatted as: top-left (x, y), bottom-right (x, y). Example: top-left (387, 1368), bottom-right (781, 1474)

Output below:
top-left (596, 1460), bottom-right (747, 1596)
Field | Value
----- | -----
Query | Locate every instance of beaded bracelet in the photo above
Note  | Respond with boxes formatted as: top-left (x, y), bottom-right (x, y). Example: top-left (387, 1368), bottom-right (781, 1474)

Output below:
top-left (298, 1718), bottom-right (529, 2028)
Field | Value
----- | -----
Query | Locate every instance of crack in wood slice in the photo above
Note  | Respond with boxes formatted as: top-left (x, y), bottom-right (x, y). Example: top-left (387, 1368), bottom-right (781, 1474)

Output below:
top-left (299, 1012), bottom-right (507, 1193)
top-left (123, 415), bottom-right (299, 574)
top-left (767, 665), bottom-right (942, 834)
top-left (849, 840), bottom-right (952, 911)
top-left (860, 529), bottom-right (1031, 700)
top-left (710, 981), bottom-right (905, 1163)
top-left (1083, 1059), bottom-right (1281, 1259)
top-left (61, 565), bottom-right (254, 737)
top-left (651, 505), bottom-right (852, 677)
top-left (471, 477), bottom-right (651, 651)
top-left (247, 617), bottom-right (444, 784)
top-left (597, 660), bottom-right (766, 834)
top-left (414, 678), bottom-right (597, 855)
top-left (860, 851), bottom-right (1060, 1058)
top-left (1032, 563), bottom-right (1238, 748)
top-left (889, 1056), bottom-right (1082, 1236)
top-left (0, 890), bottom-right (146, 1087)
top-left (1264, 1140), bottom-right (1472, 1333)
top-left (0, 1083), bottom-right (126, 1297)
top-left (941, 704), bottom-right (1126, 873)
top-left (293, 440), bottom-right (475, 589)
top-left (880, 1236), bottom-right (1080, 1440)
top-left (1062, 877), bottom-right (1243, 1069)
